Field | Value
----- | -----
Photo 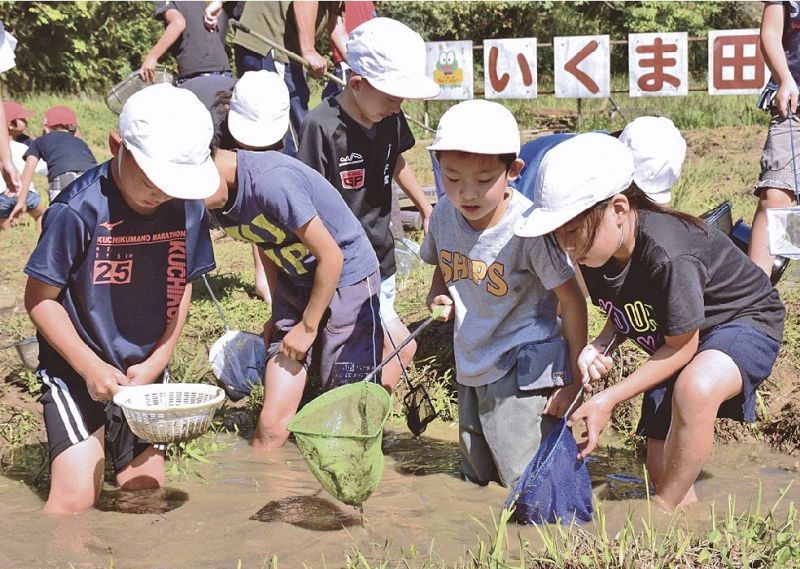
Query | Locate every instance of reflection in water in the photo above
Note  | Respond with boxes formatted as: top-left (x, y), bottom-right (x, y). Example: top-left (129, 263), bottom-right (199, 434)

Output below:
top-left (250, 495), bottom-right (362, 531)
top-left (96, 487), bottom-right (189, 514)
top-left (382, 431), bottom-right (461, 477)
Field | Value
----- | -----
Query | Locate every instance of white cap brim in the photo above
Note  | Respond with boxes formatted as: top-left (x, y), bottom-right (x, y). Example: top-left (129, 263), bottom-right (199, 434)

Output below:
top-left (227, 110), bottom-right (288, 149)
top-left (127, 145), bottom-right (220, 200)
top-left (367, 74), bottom-right (440, 99)
top-left (515, 199), bottom-right (596, 238)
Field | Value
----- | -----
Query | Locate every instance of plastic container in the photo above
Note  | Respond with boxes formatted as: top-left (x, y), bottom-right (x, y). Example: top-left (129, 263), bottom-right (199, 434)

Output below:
top-left (14, 336), bottom-right (38, 370)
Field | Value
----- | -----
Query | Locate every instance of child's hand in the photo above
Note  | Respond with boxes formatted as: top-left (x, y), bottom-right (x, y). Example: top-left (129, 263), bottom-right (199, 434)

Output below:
top-left (427, 294), bottom-right (453, 322)
top-left (577, 344), bottom-right (613, 386)
top-left (125, 361), bottom-right (164, 386)
top-left (280, 322), bottom-right (316, 361)
top-left (776, 78), bottom-right (799, 118)
top-left (567, 391), bottom-right (615, 459)
top-left (8, 200), bottom-right (27, 223)
top-left (84, 360), bottom-right (128, 401)
top-left (543, 383), bottom-right (582, 417)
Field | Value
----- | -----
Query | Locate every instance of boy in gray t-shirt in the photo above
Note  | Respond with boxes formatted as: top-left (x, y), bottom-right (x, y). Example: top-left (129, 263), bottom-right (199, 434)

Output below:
top-left (420, 100), bottom-right (588, 487)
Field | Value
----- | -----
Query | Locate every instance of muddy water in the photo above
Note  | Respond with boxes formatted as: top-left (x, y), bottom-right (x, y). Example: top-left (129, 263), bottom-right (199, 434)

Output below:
top-left (0, 422), bottom-right (797, 569)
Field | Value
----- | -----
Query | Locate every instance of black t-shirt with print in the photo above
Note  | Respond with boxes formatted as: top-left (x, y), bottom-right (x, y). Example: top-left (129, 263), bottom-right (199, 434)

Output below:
top-left (582, 210), bottom-right (784, 355)
top-left (297, 96), bottom-right (415, 279)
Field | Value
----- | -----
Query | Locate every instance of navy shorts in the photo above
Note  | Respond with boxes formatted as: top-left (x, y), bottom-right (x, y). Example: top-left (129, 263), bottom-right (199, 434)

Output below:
top-left (636, 322), bottom-right (781, 440)
top-left (267, 271), bottom-right (383, 390)
top-left (39, 368), bottom-right (166, 472)
top-left (0, 189), bottom-right (40, 218)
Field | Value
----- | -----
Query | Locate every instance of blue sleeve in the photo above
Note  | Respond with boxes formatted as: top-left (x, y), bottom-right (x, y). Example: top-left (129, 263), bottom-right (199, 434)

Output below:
top-left (259, 166), bottom-right (318, 233)
top-left (22, 138), bottom-right (41, 161)
top-left (185, 200), bottom-right (216, 281)
top-left (24, 204), bottom-right (89, 288)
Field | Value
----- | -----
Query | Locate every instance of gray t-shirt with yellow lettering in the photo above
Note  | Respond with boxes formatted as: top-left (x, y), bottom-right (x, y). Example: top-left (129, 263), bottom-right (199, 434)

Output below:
top-left (420, 189), bottom-right (574, 387)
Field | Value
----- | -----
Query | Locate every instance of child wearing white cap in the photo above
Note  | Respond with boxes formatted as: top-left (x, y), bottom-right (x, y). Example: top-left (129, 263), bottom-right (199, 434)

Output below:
top-left (421, 100), bottom-right (588, 487)
top-left (209, 69), bottom-right (292, 303)
top-left (297, 17), bottom-right (440, 393)
top-left (23, 84), bottom-right (218, 515)
top-left (205, 138), bottom-right (382, 451)
top-left (517, 133), bottom-right (784, 511)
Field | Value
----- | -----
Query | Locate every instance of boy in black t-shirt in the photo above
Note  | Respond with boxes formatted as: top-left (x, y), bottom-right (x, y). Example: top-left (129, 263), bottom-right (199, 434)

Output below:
top-left (297, 17), bottom-right (439, 391)
top-left (24, 84), bottom-right (218, 515)
top-left (11, 105), bottom-right (97, 218)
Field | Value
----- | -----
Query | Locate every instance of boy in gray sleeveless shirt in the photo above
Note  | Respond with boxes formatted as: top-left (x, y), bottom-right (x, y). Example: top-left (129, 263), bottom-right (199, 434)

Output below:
top-left (420, 100), bottom-right (588, 487)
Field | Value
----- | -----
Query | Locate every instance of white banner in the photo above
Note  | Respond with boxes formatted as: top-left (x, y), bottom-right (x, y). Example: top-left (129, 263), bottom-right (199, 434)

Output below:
top-left (707, 29), bottom-right (768, 95)
top-left (483, 38), bottom-right (537, 99)
top-left (554, 35), bottom-right (610, 98)
top-left (628, 32), bottom-right (688, 97)
top-left (426, 40), bottom-right (474, 100)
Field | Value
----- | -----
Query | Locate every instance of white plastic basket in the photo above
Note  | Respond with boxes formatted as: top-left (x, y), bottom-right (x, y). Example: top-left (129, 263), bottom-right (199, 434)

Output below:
top-left (113, 384), bottom-right (225, 444)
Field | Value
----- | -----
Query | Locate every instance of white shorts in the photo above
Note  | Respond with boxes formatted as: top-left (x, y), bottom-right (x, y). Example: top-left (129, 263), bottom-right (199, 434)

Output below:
top-left (379, 274), bottom-right (400, 323)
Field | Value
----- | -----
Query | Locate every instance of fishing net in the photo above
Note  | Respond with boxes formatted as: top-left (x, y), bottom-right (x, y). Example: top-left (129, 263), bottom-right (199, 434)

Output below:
top-left (403, 382), bottom-right (437, 437)
top-left (208, 330), bottom-right (266, 402)
top-left (287, 382), bottom-right (391, 506)
top-left (504, 418), bottom-right (593, 525)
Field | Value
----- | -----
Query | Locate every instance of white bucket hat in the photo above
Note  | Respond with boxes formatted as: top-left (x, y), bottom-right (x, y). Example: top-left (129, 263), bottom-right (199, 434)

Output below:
top-left (119, 83), bottom-right (219, 200)
top-left (516, 133), bottom-right (634, 237)
top-left (619, 116), bottom-right (686, 205)
top-left (228, 70), bottom-right (290, 148)
top-left (346, 17), bottom-right (440, 99)
top-left (428, 99), bottom-right (520, 155)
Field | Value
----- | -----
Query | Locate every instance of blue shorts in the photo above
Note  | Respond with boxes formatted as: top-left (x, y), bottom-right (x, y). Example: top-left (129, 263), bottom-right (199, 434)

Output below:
top-left (636, 322), bottom-right (781, 440)
top-left (0, 189), bottom-right (40, 218)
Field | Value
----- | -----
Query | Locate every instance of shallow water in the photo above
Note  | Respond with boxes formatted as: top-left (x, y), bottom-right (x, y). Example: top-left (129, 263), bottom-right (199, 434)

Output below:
top-left (0, 422), bottom-right (797, 568)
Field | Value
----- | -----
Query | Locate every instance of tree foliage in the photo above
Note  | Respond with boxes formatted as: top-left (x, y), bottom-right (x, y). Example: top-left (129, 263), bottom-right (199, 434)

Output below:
top-left (0, 1), bottom-right (764, 96)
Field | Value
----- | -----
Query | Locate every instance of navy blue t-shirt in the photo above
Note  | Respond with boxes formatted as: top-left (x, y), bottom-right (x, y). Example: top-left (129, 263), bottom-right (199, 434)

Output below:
top-left (210, 150), bottom-right (378, 287)
top-left (23, 131), bottom-right (97, 181)
top-left (25, 162), bottom-right (215, 379)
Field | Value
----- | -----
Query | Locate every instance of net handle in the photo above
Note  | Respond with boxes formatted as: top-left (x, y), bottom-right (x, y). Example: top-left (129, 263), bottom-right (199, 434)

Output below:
top-left (201, 274), bottom-right (230, 332)
top-left (362, 305), bottom-right (445, 384)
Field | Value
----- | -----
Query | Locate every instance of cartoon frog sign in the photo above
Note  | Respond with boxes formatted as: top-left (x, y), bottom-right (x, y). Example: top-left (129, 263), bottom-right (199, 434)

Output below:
top-left (433, 48), bottom-right (464, 86)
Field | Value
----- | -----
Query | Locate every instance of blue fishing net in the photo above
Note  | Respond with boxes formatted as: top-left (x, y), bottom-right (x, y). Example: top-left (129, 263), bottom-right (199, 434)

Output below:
top-left (504, 418), bottom-right (593, 525)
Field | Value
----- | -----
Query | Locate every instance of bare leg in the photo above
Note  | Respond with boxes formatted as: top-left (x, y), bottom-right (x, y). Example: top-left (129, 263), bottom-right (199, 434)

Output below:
top-left (44, 428), bottom-right (105, 516)
top-left (116, 446), bottom-right (166, 491)
top-left (749, 187), bottom-right (795, 277)
top-left (252, 244), bottom-right (271, 304)
top-left (380, 317), bottom-right (416, 393)
top-left (252, 354), bottom-right (307, 450)
top-left (654, 350), bottom-right (742, 511)
top-left (646, 438), bottom-right (697, 509)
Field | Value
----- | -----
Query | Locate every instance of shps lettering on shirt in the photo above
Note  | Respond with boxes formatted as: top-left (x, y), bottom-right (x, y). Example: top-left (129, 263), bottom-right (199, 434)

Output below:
top-left (438, 249), bottom-right (508, 297)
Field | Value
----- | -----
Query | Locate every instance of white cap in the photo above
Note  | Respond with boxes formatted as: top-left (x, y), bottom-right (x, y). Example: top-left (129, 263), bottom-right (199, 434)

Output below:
top-left (119, 84), bottom-right (219, 200)
top-left (0, 23), bottom-right (17, 73)
top-left (516, 133), bottom-right (634, 237)
top-left (346, 17), bottom-right (440, 99)
top-left (427, 100), bottom-right (520, 155)
top-left (228, 70), bottom-right (290, 148)
top-left (619, 116), bottom-right (686, 205)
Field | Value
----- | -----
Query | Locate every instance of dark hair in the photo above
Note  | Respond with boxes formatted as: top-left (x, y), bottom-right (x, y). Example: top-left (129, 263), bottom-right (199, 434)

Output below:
top-left (566, 183), bottom-right (707, 260)
top-left (434, 150), bottom-right (518, 173)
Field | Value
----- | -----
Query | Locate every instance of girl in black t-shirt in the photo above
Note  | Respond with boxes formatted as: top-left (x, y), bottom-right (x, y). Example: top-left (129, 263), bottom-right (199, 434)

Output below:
top-left (517, 133), bottom-right (784, 512)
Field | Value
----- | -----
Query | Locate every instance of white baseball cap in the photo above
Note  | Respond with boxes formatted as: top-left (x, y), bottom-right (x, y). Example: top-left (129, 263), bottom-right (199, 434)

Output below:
top-left (346, 17), bottom-right (440, 99)
top-left (427, 99), bottom-right (520, 155)
top-left (516, 133), bottom-right (634, 237)
top-left (619, 116), bottom-right (686, 205)
top-left (228, 70), bottom-right (290, 148)
top-left (119, 83), bottom-right (219, 200)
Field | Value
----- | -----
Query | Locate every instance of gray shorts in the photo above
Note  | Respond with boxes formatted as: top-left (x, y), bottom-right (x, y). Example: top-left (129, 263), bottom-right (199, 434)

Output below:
top-left (459, 367), bottom-right (558, 488)
top-left (267, 271), bottom-right (383, 390)
top-left (755, 108), bottom-right (800, 199)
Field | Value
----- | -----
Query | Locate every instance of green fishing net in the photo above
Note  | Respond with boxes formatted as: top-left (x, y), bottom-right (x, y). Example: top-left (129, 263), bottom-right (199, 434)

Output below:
top-left (287, 382), bottom-right (391, 506)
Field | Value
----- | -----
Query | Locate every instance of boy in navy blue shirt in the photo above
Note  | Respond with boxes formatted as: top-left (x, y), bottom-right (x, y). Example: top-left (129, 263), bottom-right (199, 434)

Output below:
top-left (24, 84), bottom-right (217, 516)
top-left (206, 140), bottom-right (382, 451)
top-left (12, 105), bottom-right (96, 218)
